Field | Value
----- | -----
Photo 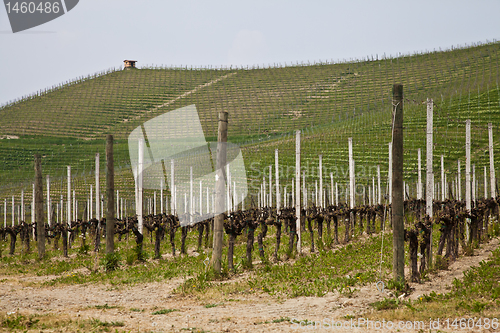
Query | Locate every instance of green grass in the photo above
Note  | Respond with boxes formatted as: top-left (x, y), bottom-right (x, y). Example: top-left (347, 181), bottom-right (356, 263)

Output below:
top-left (367, 247), bottom-right (500, 321)
top-left (151, 308), bottom-right (179, 315)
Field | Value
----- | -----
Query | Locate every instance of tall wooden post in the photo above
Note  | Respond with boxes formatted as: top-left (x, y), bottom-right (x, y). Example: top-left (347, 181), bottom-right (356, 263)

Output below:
top-left (275, 149), bottom-right (280, 213)
top-left (484, 166), bottom-right (488, 198)
top-left (106, 135), bottom-right (115, 255)
top-left (417, 149), bottom-right (422, 200)
top-left (160, 179), bottom-right (164, 213)
top-left (441, 155), bottom-right (446, 201)
top-left (171, 160), bottom-right (175, 214)
top-left (472, 165), bottom-right (476, 204)
top-left (489, 123), bottom-right (496, 198)
top-left (330, 173), bottom-right (334, 206)
top-left (295, 130), bottom-right (301, 253)
top-left (46, 175), bottom-right (51, 227)
top-left (269, 165), bottom-right (272, 208)
top-left (388, 142), bottom-right (393, 205)
top-left (137, 140), bottom-right (143, 233)
top-left (190, 166), bottom-right (193, 224)
top-left (458, 160), bottom-right (462, 201)
top-left (377, 165), bottom-right (381, 204)
top-left (319, 155), bottom-right (323, 207)
top-left (67, 166), bottom-right (71, 225)
top-left (465, 120), bottom-right (471, 242)
top-left (348, 138), bottom-right (355, 208)
top-left (211, 111), bottom-right (228, 273)
top-left (426, 98), bottom-right (434, 266)
top-left (392, 84), bottom-right (404, 283)
top-left (34, 155), bottom-right (45, 260)
top-left (95, 153), bottom-right (100, 220)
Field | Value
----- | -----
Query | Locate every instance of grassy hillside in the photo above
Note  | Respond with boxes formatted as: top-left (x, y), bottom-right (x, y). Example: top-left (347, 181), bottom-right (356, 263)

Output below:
top-left (0, 41), bottom-right (499, 209)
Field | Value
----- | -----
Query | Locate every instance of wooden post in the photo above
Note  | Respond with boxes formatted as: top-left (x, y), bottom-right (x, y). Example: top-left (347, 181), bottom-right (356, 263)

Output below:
top-left (417, 149), bottom-right (422, 200)
top-left (388, 142), bottom-right (393, 204)
top-left (171, 160), bottom-right (175, 214)
top-left (160, 179), bottom-right (164, 214)
top-left (190, 166), bottom-right (193, 224)
top-left (472, 165), bottom-right (476, 204)
top-left (440, 155), bottom-right (445, 201)
top-left (35, 154), bottom-right (45, 260)
top-left (295, 130), bottom-right (301, 253)
top-left (21, 190), bottom-right (24, 222)
top-left (458, 160), bottom-right (462, 201)
top-left (106, 135), bottom-right (115, 255)
top-left (200, 180), bottom-right (203, 215)
top-left (32, 184), bottom-right (35, 235)
top-left (426, 98), bottom-right (434, 266)
top-left (211, 111), bottom-right (228, 273)
top-left (392, 84), bottom-right (404, 283)
top-left (330, 173), bottom-right (334, 206)
top-left (484, 166), bottom-right (488, 198)
top-left (319, 155), bottom-right (323, 207)
top-left (489, 123), bottom-right (496, 198)
top-left (269, 165), bottom-right (272, 208)
top-left (153, 191), bottom-right (157, 215)
top-left (275, 149), bottom-right (280, 213)
top-left (465, 120), bottom-right (471, 242)
top-left (348, 138), bottom-right (355, 208)
top-left (46, 175), bottom-right (51, 227)
top-left (377, 165), bottom-right (381, 204)
top-left (137, 141), bottom-right (143, 233)
top-left (96, 153), bottom-right (100, 220)
top-left (67, 166), bottom-right (71, 226)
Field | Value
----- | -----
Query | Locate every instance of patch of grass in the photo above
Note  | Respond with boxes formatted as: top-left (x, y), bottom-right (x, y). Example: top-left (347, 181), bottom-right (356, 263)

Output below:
top-left (370, 298), bottom-right (399, 311)
top-left (272, 317), bottom-right (291, 323)
top-left (93, 303), bottom-right (118, 310)
top-left (130, 308), bottom-right (144, 312)
top-left (0, 313), bottom-right (39, 330)
top-left (204, 303), bottom-right (220, 308)
top-left (151, 308), bottom-right (179, 315)
top-left (101, 252), bottom-right (121, 272)
top-left (90, 318), bottom-right (125, 327)
top-left (367, 247), bottom-right (500, 321)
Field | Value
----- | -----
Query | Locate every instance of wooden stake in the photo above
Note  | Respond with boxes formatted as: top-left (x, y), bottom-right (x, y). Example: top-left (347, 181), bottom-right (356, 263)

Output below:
top-left (377, 165), bottom-right (381, 205)
top-left (211, 111), bottom-right (228, 272)
top-left (295, 130), bottom-right (301, 253)
top-left (319, 154), bottom-right (323, 207)
top-left (46, 175), bottom-right (51, 227)
top-left (392, 84), bottom-right (404, 283)
top-left (465, 120), bottom-right (471, 242)
top-left (35, 154), bottom-right (45, 260)
top-left (426, 98), bottom-right (434, 266)
top-left (106, 134), bottom-right (115, 255)
top-left (96, 153), bottom-right (100, 220)
top-left (275, 149), bottom-right (280, 213)
top-left (489, 123), bottom-right (496, 198)
top-left (417, 148), bottom-right (422, 200)
top-left (348, 138), bottom-right (355, 209)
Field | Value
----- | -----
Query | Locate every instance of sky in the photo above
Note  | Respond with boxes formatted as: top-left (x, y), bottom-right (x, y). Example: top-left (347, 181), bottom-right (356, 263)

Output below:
top-left (0, 0), bottom-right (499, 106)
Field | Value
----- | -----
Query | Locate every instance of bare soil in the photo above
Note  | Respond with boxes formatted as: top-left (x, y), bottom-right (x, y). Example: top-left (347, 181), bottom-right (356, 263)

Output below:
top-left (0, 237), bottom-right (498, 332)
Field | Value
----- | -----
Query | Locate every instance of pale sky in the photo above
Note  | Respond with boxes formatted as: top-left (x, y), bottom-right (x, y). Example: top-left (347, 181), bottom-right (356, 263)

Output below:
top-left (0, 0), bottom-right (499, 105)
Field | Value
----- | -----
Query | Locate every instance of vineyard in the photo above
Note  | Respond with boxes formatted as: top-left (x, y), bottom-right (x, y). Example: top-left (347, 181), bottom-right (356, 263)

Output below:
top-left (0, 40), bottom-right (500, 331)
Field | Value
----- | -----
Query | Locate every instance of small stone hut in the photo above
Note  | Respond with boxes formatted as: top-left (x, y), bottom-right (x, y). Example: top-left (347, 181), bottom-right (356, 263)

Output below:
top-left (123, 60), bottom-right (137, 69)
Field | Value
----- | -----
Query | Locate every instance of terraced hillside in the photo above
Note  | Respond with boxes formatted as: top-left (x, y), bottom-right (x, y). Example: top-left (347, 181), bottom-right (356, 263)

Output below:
top-left (0, 41), bottom-right (499, 210)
